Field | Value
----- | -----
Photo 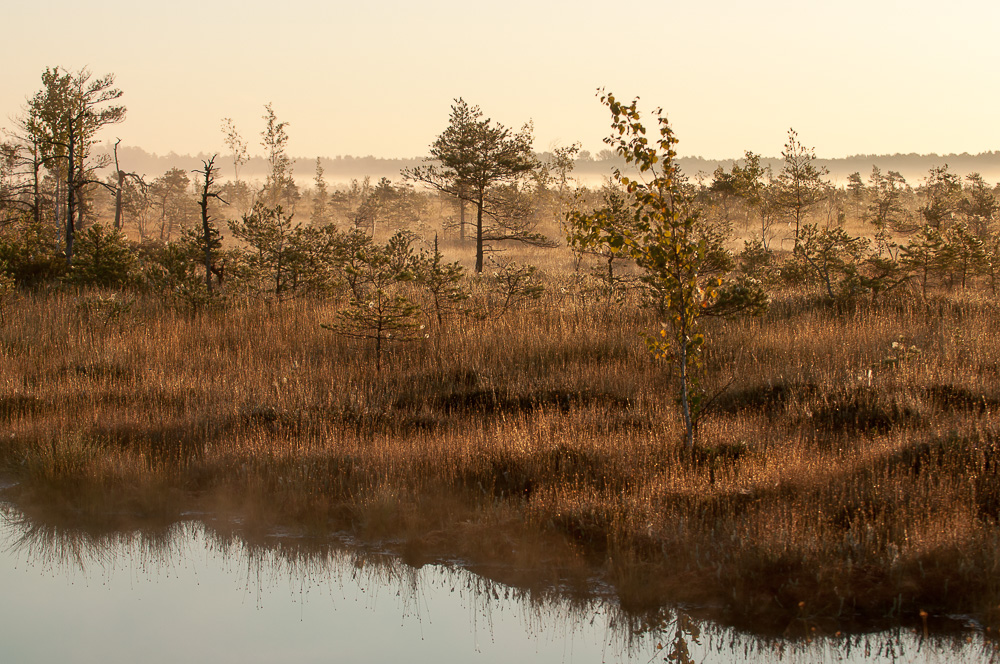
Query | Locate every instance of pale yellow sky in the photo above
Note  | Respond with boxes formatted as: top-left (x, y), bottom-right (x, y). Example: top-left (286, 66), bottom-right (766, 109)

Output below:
top-left (3, 0), bottom-right (999, 161)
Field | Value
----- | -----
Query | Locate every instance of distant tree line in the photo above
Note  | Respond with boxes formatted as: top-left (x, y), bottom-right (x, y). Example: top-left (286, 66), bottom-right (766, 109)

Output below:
top-left (2, 69), bottom-right (998, 344)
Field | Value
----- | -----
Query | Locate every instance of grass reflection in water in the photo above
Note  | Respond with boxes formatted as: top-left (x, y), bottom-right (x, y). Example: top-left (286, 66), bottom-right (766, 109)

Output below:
top-left (2, 503), bottom-right (997, 664)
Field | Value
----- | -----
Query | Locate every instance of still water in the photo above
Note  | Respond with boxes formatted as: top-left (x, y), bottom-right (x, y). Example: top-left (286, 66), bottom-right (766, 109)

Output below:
top-left (0, 502), bottom-right (995, 664)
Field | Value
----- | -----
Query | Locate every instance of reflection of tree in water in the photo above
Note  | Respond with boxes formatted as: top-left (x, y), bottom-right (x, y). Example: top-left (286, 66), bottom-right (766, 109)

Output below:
top-left (2, 502), bottom-right (998, 663)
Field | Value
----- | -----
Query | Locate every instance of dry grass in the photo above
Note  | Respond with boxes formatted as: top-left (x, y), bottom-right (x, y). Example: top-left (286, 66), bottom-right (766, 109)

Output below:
top-left (1, 268), bottom-right (999, 635)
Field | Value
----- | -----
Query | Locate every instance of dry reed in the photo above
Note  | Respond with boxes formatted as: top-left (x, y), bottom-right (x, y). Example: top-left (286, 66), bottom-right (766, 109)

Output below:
top-left (1, 262), bottom-right (998, 634)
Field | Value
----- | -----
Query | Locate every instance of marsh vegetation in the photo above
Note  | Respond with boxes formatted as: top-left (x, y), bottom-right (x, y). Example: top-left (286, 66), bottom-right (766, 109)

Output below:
top-left (2, 69), bottom-right (1000, 638)
top-left (2, 273), bottom-right (999, 634)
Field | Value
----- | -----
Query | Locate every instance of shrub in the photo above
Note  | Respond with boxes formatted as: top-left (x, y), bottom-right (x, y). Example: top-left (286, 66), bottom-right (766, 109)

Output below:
top-left (323, 231), bottom-right (423, 372)
top-left (68, 223), bottom-right (136, 288)
top-left (0, 214), bottom-right (64, 285)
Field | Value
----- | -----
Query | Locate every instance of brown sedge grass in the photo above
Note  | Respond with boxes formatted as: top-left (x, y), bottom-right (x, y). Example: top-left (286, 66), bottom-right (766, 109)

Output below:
top-left (1, 260), bottom-right (998, 634)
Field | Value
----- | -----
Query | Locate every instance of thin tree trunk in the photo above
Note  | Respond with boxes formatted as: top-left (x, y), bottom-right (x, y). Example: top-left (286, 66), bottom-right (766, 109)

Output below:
top-left (55, 177), bottom-right (63, 235)
top-left (113, 140), bottom-right (124, 231)
top-left (201, 193), bottom-right (213, 295)
top-left (679, 335), bottom-right (694, 452)
top-left (459, 198), bottom-right (466, 242)
top-left (475, 189), bottom-right (485, 273)
top-left (65, 124), bottom-right (76, 265)
top-left (114, 171), bottom-right (124, 231)
top-left (31, 147), bottom-right (42, 226)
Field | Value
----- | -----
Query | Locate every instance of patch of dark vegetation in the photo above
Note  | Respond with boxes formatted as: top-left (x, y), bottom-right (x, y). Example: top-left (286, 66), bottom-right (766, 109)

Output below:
top-left (548, 506), bottom-right (613, 557)
top-left (880, 431), bottom-right (1000, 519)
top-left (322, 392), bottom-right (644, 437)
top-left (578, 410), bottom-right (651, 434)
top-left (924, 384), bottom-right (999, 413)
top-left (238, 403), bottom-right (453, 438)
top-left (461, 455), bottom-right (536, 500)
top-left (659, 479), bottom-right (796, 524)
top-left (440, 389), bottom-right (555, 413)
top-left (386, 368), bottom-right (639, 425)
top-left (244, 405), bottom-right (281, 425)
top-left (885, 434), bottom-right (990, 475)
top-left (922, 296), bottom-right (1000, 321)
top-left (0, 393), bottom-right (45, 421)
top-left (693, 441), bottom-right (749, 465)
top-left (437, 368), bottom-right (481, 389)
top-left (67, 389), bottom-right (202, 416)
top-left (460, 444), bottom-right (630, 502)
top-left (396, 387), bottom-right (634, 417)
top-left (331, 404), bottom-right (443, 436)
top-left (813, 430), bottom-right (1000, 531)
top-left (807, 387), bottom-right (924, 432)
top-left (301, 455), bottom-right (363, 502)
top-left (720, 540), bottom-right (1000, 635)
top-left (88, 416), bottom-right (234, 461)
top-left (692, 441), bottom-right (751, 485)
top-left (721, 552), bottom-right (828, 630)
top-left (712, 381), bottom-right (818, 414)
top-left (539, 444), bottom-right (629, 491)
top-left (64, 362), bottom-right (133, 381)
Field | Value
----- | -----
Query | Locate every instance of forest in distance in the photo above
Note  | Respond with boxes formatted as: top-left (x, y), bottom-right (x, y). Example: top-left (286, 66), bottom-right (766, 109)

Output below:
top-left (2, 66), bottom-right (1000, 644)
top-left (71, 142), bottom-right (1000, 190)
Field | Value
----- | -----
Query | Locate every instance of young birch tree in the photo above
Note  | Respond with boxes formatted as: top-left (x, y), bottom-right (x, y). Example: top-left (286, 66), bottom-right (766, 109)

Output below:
top-left (567, 92), bottom-right (766, 451)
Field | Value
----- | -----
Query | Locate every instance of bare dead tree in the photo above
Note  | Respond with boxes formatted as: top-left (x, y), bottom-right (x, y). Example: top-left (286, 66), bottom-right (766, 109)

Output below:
top-left (111, 139), bottom-right (145, 231)
top-left (194, 155), bottom-right (226, 295)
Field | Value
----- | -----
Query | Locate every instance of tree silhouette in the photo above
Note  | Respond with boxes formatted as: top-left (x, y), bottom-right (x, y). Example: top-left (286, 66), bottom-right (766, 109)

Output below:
top-left (404, 98), bottom-right (541, 272)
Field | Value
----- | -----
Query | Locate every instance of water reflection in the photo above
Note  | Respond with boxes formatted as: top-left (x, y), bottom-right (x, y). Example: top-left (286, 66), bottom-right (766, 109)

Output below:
top-left (1, 502), bottom-right (997, 664)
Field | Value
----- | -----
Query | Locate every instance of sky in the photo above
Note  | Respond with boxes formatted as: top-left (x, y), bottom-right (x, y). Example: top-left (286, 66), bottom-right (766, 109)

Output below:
top-left (2, 0), bottom-right (999, 162)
